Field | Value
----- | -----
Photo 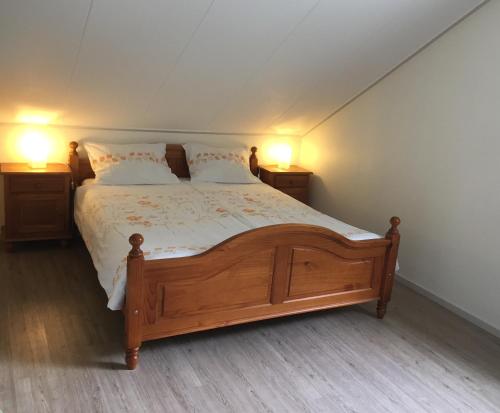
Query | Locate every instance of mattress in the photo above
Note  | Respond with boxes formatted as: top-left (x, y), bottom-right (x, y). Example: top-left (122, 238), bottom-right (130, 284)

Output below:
top-left (74, 181), bottom-right (381, 310)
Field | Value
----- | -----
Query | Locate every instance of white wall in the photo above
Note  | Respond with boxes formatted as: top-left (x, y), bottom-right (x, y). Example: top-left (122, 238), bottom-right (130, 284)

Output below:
top-left (0, 124), bottom-right (300, 225)
top-left (300, 0), bottom-right (500, 334)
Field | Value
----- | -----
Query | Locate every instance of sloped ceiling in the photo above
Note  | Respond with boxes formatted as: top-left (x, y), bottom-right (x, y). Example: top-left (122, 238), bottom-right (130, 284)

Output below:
top-left (0, 0), bottom-right (484, 136)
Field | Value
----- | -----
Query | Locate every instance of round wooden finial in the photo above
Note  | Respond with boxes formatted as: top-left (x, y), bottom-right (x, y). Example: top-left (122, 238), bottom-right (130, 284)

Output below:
top-left (69, 141), bottom-right (79, 154)
top-left (128, 233), bottom-right (144, 258)
top-left (390, 216), bottom-right (401, 229)
top-left (386, 216), bottom-right (401, 237)
top-left (249, 146), bottom-right (259, 177)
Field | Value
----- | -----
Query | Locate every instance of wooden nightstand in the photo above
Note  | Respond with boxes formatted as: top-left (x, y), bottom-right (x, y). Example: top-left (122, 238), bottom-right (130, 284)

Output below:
top-left (1, 163), bottom-right (72, 250)
top-left (259, 165), bottom-right (313, 205)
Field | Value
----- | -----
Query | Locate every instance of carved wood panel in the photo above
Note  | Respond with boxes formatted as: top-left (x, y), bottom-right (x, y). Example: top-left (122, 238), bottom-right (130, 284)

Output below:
top-left (286, 247), bottom-right (374, 300)
top-left (144, 249), bottom-right (275, 322)
top-left (133, 224), bottom-right (395, 346)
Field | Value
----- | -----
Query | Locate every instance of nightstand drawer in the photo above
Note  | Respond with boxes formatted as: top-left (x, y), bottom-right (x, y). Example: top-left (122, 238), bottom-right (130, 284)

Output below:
top-left (9, 175), bottom-right (66, 193)
top-left (280, 187), bottom-right (308, 204)
top-left (5, 194), bottom-right (69, 239)
top-left (259, 165), bottom-right (313, 206)
top-left (275, 174), bottom-right (309, 188)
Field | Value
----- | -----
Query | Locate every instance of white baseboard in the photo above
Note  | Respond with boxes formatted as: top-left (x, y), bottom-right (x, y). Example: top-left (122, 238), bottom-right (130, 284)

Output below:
top-left (396, 274), bottom-right (500, 339)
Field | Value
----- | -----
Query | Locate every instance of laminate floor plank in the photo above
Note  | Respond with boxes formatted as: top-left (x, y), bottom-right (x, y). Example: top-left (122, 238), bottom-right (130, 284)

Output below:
top-left (1, 240), bottom-right (499, 413)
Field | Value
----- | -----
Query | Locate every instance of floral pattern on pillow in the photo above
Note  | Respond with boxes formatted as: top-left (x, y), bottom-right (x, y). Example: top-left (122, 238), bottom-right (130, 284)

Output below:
top-left (188, 152), bottom-right (246, 167)
top-left (91, 152), bottom-right (166, 169)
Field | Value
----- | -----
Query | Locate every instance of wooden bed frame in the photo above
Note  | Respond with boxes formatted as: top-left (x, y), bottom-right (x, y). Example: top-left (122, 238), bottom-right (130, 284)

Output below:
top-left (68, 142), bottom-right (400, 370)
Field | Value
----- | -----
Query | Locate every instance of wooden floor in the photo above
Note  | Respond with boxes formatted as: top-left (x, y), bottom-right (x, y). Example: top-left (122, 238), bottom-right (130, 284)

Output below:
top-left (1, 240), bottom-right (499, 413)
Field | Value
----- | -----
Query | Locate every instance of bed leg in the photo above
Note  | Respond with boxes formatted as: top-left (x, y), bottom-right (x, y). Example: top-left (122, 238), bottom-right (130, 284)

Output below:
top-left (376, 301), bottom-right (387, 319)
top-left (124, 233), bottom-right (145, 370)
top-left (378, 217), bottom-right (401, 319)
top-left (126, 347), bottom-right (140, 370)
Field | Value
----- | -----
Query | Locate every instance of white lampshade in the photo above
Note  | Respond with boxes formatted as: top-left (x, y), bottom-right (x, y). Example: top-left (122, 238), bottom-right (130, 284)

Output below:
top-left (275, 144), bottom-right (292, 169)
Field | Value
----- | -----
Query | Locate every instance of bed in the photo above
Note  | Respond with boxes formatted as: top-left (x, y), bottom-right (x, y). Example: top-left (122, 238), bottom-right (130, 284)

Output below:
top-left (69, 142), bottom-right (400, 370)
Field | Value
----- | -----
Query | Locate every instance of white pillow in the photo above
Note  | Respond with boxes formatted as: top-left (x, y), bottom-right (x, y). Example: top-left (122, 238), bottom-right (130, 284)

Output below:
top-left (183, 143), bottom-right (260, 184)
top-left (84, 142), bottom-right (180, 185)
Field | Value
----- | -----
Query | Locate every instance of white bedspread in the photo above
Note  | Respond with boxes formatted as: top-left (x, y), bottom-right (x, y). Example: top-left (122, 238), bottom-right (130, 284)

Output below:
top-left (74, 182), bottom-right (381, 310)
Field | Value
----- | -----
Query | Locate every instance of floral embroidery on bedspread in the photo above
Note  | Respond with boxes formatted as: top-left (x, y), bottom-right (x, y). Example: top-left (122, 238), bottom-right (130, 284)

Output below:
top-left (76, 183), bottom-right (377, 309)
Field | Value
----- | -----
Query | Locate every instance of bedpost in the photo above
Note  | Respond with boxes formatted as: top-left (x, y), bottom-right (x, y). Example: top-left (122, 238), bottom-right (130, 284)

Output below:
top-left (377, 216), bottom-right (401, 319)
top-left (125, 233), bottom-right (145, 369)
top-left (249, 146), bottom-right (259, 177)
top-left (68, 141), bottom-right (80, 188)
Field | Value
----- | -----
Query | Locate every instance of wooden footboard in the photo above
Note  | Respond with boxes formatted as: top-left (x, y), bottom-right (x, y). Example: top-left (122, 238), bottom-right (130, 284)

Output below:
top-left (124, 218), bottom-right (400, 369)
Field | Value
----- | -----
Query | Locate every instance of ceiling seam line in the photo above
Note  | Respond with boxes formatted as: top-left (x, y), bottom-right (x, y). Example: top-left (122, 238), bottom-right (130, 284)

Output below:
top-left (0, 122), bottom-right (301, 138)
top-left (205, 0), bottom-right (321, 130)
top-left (142, 0), bottom-right (216, 114)
top-left (300, 0), bottom-right (491, 138)
top-left (63, 0), bottom-right (94, 102)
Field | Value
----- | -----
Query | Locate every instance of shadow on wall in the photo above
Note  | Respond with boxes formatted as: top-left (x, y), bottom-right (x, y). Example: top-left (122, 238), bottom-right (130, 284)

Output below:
top-left (308, 174), bottom-right (336, 215)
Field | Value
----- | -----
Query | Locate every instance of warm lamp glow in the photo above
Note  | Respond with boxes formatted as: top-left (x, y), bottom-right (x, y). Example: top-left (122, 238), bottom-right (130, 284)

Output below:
top-left (269, 143), bottom-right (292, 169)
top-left (14, 107), bottom-right (59, 167)
top-left (19, 129), bottom-right (51, 169)
top-left (16, 108), bottom-right (59, 125)
top-left (273, 127), bottom-right (299, 135)
top-left (299, 139), bottom-right (320, 166)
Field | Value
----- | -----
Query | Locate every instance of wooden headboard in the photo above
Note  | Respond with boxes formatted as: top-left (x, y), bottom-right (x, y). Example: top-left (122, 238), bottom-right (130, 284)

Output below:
top-left (68, 142), bottom-right (259, 186)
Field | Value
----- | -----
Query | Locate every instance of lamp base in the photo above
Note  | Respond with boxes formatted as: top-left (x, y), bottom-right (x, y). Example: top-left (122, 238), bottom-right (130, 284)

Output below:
top-left (277, 162), bottom-right (290, 170)
top-left (29, 161), bottom-right (47, 169)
